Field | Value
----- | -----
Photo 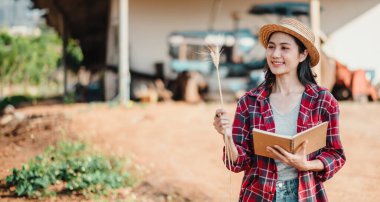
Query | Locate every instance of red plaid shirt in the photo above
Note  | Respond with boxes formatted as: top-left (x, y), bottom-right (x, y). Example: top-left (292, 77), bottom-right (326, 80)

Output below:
top-left (223, 84), bottom-right (346, 202)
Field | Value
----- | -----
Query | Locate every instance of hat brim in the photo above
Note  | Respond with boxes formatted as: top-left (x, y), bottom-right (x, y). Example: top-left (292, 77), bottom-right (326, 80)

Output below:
top-left (259, 24), bottom-right (320, 67)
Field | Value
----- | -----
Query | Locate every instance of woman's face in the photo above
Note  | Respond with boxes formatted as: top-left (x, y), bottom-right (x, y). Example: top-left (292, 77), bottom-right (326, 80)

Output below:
top-left (266, 32), bottom-right (307, 76)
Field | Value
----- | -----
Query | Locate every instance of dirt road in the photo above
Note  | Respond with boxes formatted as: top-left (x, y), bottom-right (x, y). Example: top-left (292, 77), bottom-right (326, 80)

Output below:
top-left (4, 101), bottom-right (380, 202)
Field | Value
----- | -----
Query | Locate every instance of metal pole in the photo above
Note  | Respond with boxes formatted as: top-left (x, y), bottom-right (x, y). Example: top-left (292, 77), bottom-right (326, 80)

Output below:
top-left (310, 0), bottom-right (321, 84)
top-left (119, 0), bottom-right (130, 104)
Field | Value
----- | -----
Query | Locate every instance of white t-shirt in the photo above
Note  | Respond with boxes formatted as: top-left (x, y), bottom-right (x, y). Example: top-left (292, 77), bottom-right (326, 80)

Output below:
top-left (270, 100), bottom-right (301, 181)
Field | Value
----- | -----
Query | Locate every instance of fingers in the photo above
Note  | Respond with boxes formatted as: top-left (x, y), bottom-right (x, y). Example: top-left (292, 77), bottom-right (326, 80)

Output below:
top-left (215, 108), bottom-right (227, 114)
top-left (214, 108), bottom-right (229, 126)
top-left (273, 145), bottom-right (291, 158)
top-left (215, 108), bottom-right (227, 118)
top-left (267, 146), bottom-right (288, 163)
top-left (213, 119), bottom-right (231, 134)
top-left (216, 117), bottom-right (230, 127)
top-left (213, 108), bottom-right (231, 135)
top-left (213, 114), bottom-right (230, 124)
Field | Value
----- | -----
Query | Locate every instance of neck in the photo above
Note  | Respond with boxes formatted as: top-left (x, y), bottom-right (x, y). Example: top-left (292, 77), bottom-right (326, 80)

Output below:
top-left (273, 74), bottom-right (304, 95)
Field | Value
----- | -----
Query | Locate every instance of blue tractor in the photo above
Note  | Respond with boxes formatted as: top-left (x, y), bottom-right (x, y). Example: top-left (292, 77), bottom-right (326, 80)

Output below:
top-left (167, 2), bottom-right (311, 102)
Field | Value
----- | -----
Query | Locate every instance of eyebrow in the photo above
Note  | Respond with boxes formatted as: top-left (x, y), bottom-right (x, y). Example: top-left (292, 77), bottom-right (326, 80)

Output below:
top-left (268, 41), bottom-right (291, 46)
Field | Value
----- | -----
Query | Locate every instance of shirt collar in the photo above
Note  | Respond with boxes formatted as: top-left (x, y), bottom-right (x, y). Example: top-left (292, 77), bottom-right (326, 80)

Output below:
top-left (247, 83), bottom-right (320, 101)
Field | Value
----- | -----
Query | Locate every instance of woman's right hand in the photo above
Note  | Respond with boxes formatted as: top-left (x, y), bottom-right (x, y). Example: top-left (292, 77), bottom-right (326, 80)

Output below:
top-left (213, 108), bottom-right (232, 136)
top-left (213, 108), bottom-right (238, 163)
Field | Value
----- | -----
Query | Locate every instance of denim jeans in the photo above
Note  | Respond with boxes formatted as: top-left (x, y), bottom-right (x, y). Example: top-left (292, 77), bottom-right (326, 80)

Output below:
top-left (273, 178), bottom-right (299, 202)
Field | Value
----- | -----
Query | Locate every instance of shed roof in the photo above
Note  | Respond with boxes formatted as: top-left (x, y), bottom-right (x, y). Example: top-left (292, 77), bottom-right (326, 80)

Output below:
top-left (31, 0), bottom-right (110, 70)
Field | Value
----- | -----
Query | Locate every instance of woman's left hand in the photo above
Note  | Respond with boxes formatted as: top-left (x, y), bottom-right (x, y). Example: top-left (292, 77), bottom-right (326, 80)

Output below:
top-left (267, 141), bottom-right (310, 171)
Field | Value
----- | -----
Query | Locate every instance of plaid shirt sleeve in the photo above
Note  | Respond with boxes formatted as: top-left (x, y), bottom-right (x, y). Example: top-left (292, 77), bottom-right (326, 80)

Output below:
top-left (223, 96), bottom-right (253, 173)
top-left (315, 94), bottom-right (346, 182)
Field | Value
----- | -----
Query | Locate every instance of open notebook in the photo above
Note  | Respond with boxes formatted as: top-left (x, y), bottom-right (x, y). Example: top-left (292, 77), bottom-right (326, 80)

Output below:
top-left (252, 122), bottom-right (328, 158)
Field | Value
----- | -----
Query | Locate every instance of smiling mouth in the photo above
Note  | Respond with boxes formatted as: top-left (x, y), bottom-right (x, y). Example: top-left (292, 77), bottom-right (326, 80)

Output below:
top-left (271, 61), bottom-right (284, 65)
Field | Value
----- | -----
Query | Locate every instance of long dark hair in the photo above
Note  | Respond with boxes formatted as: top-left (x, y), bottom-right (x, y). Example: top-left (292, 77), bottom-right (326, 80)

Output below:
top-left (259, 33), bottom-right (317, 94)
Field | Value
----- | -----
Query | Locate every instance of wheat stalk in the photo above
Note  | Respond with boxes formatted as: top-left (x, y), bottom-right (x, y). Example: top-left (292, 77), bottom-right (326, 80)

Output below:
top-left (208, 46), bottom-right (224, 106)
top-left (208, 45), bottom-right (232, 202)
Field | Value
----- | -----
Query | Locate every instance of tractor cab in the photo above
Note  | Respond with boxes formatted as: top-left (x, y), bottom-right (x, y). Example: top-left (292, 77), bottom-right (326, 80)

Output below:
top-left (168, 29), bottom-right (266, 101)
top-left (168, 29), bottom-right (265, 76)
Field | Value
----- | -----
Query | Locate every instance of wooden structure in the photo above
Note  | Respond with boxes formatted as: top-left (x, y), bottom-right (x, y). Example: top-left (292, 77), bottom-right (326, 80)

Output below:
top-left (32, 0), bottom-right (132, 103)
top-left (31, 0), bottom-right (109, 68)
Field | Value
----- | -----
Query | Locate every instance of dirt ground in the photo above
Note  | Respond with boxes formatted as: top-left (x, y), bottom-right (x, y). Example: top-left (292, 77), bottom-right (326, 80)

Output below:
top-left (1, 101), bottom-right (380, 202)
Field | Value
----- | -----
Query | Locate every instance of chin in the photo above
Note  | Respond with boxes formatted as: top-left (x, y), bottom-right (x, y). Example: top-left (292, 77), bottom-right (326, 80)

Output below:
top-left (269, 67), bottom-right (285, 74)
top-left (272, 72), bottom-right (285, 76)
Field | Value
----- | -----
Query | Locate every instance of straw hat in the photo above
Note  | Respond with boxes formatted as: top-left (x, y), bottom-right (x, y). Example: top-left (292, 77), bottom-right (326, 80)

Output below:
top-left (258, 18), bottom-right (320, 67)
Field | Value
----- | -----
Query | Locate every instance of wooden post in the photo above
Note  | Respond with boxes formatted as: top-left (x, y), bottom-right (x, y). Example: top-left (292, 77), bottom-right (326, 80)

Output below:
top-left (54, 1), bottom-right (69, 98)
top-left (310, 0), bottom-right (321, 84)
top-left (62, 21), bottom-right (68, 98)
top-left (56, 8), bottom-right (68, 98)
top-left (105, 0), bottom-right (119, 101)
top-left (119, 0), bottom-right (130, 104)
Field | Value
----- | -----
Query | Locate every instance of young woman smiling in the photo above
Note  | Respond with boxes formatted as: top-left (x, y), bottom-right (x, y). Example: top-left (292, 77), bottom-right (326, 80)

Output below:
top-left (213, 18), bottom-right (345, 202)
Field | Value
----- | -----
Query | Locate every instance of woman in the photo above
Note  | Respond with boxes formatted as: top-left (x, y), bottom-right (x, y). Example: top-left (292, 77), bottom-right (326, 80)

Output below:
top-left (213, 18), bottom-right (345, 202)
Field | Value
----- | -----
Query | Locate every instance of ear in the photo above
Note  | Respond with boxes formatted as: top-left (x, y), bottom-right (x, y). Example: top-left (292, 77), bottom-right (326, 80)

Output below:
top-left (299, 49), bottom-right (308, 63)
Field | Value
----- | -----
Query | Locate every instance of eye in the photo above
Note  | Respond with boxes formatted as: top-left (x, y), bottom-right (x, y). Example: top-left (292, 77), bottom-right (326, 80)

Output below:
top-left (267, 45), bottom-right (274, 49)
top-left (282, 47), bottom-right (289, 50)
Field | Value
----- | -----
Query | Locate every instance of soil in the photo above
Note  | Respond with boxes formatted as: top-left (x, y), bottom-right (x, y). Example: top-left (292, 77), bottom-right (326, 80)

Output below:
top-left (0, 101), bottom-right (380, 201)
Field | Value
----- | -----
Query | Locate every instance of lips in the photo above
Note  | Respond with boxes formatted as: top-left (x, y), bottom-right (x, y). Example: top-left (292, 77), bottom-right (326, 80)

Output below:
top-left (271, 61), bottom-right (285, 66)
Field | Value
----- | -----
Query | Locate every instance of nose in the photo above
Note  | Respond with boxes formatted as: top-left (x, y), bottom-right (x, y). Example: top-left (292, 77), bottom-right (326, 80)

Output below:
top-left (272, 47), bottom-right (281, 58)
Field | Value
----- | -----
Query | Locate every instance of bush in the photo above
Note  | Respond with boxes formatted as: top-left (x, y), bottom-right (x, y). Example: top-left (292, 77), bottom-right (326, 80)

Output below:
top-left (0, 30), bottom-right (62, 86)
top-left (0, 27), bottom-right (84, 98)
top-left (5, 141), bottom-right (136, 198)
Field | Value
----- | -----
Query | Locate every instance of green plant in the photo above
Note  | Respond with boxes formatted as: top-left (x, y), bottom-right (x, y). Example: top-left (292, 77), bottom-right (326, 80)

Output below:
top-left (5, 141), bottom-right (136, 198)
top-left (63, 91), bottom-right (76, 104)
top-left (65, 39), bottom-right (84, 73)
top-left (0, 30), bottom-right (61, 86)
top-left (0, 27), bottom-right (84, 98)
